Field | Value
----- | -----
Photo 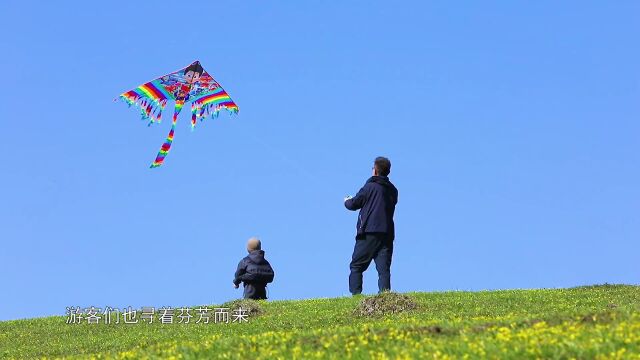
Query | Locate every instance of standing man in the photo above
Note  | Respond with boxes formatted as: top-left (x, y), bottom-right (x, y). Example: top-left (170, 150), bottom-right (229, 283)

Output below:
top-left (344, 157), bottom-right (398, 295)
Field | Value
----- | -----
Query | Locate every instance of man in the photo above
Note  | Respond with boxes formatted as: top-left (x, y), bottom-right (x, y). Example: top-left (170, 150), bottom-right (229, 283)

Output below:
top-left (344, 156), bottom-right (398, 295)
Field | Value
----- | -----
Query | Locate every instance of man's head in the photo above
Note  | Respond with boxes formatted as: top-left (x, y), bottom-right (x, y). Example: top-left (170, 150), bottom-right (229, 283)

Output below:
top-left (373, 156), bottom-right (391, 177)
top-left (247, 237), bottom-right (262, 252)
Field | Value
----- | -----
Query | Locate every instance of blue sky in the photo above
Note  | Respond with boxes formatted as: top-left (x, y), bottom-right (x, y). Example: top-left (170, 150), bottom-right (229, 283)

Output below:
top-left (0, 1), bottom-right (638, 321)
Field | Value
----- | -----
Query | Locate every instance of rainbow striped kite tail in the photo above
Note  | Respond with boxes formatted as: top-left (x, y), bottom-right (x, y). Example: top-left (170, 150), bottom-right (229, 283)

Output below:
top-left (149, 101), bottom-right (183, 168)
top-left (150, 125), bottom-right (175, 168)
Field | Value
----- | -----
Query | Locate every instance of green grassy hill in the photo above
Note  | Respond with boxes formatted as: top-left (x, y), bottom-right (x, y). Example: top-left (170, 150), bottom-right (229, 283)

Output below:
top-left (1, 285), bottom-right (639, 359)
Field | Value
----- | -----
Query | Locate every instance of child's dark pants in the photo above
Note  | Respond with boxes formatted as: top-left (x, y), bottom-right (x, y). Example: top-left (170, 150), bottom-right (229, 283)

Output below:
top-left (243, 283), bottom-right (267, 300)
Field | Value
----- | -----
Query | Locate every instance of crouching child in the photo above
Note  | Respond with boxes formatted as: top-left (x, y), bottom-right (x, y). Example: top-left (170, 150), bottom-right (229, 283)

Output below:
top-left (233, 237), bottom-right (275, 300)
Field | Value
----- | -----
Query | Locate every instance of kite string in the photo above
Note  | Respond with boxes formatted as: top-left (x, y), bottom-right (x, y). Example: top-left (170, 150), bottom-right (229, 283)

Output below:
top-left (241, 125), bottom-right (324, 187)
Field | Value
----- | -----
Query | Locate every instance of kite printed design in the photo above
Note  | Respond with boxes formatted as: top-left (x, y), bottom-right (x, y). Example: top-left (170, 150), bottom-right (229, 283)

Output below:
top-left (118, 61), bottom-right (238, 167)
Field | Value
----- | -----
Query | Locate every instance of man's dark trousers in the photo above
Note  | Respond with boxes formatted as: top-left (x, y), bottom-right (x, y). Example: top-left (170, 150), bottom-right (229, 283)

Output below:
top-left (349, 232), bottom-right (393, 294)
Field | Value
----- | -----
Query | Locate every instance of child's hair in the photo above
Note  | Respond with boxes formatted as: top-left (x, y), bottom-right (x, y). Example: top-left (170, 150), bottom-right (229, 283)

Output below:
top-left (184, 62), bottom-right (204, 76)
top-left (247, 237), bottom-right (261, 251)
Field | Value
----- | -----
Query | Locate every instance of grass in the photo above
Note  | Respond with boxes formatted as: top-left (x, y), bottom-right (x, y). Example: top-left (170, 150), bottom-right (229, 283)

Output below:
top-left (353, 291), bottom-right (418, 317)
top-left (1, 284), bottom-right (639, 359)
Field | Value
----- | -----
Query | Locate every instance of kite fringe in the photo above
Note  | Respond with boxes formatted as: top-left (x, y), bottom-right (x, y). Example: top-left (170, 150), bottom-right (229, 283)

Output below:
top-left (119, 94), bottom-right (168, 126)
top-left (190, 101), bottom-right (239, 130)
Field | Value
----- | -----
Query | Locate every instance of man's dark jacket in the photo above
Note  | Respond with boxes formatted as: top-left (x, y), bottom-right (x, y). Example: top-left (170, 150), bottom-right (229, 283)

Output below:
top-left (344, 176), bottom-right (398, 240)
top-left (233, 250), bottom-right (275, 300)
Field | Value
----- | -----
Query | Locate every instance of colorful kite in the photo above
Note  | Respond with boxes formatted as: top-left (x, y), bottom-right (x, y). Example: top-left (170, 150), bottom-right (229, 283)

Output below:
top-left (118, 61), bottom-right (238, 167)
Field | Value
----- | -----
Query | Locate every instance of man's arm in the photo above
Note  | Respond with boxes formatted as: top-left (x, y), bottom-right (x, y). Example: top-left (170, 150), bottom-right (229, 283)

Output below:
top-left (345, 186), bottom-right (368, 211)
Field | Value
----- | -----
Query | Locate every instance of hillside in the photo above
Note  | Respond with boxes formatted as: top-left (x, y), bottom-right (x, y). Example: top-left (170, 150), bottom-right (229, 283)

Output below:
top-left (1, 285), bottom-right (638, 359)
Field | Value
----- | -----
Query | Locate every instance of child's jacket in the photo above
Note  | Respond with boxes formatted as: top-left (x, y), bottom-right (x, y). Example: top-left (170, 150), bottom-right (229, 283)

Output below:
top-left (233, 250), bottom-right (275, 300)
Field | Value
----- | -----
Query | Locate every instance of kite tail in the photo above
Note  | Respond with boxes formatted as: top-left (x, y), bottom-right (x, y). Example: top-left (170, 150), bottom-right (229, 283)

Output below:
top-left (150, 100), bottom-right (184, 168)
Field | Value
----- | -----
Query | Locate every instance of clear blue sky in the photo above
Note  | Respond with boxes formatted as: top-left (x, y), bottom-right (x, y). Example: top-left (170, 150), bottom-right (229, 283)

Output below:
top-left (1, 1), bottom-right (638, 321)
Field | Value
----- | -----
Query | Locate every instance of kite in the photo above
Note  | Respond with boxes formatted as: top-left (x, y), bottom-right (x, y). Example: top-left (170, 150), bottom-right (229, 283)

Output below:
top-left (118, 61), bottom-right (238, 167)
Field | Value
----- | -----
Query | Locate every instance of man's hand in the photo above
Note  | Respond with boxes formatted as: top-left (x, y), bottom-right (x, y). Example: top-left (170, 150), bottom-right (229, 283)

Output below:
top-left (344, 195), bottom-right (353, 202)
top-left (233, 283), bottom-right (239, 289)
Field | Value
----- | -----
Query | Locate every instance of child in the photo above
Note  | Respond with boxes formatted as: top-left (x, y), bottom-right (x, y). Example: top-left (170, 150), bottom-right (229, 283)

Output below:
top-left (233, 237), bottom-right (275, 300)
